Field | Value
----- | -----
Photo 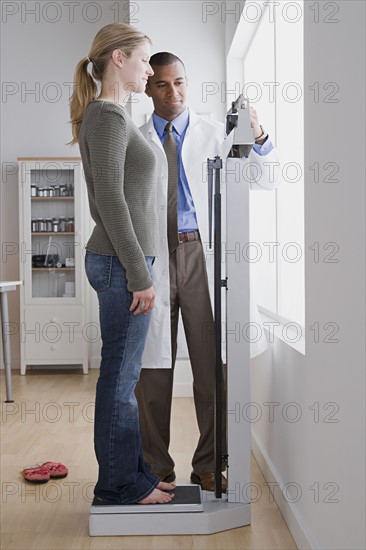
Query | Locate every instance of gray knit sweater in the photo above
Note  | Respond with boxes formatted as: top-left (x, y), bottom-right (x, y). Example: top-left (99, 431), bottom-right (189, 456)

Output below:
top-left (79, 100), bottom-right (159, 291)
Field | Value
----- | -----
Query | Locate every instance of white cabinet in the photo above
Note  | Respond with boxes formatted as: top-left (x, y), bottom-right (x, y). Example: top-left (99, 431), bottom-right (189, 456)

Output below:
top-left (18, 158), bottom-right (89, 374)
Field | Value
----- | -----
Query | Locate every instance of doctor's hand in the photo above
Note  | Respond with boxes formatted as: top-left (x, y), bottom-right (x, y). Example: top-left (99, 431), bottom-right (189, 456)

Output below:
top-left (249, 106), bottom-right (263, 139)
top-left (130, 286), bottom-right (156, 316)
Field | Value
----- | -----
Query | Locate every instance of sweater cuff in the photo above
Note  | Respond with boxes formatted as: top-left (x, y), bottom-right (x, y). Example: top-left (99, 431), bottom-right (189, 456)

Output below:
top-left (126, 261), bottom-right (153, 292)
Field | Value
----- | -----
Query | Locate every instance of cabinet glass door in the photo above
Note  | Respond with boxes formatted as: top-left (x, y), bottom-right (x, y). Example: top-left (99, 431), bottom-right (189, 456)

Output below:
top-left (29, 167), bottom-right (78, 300)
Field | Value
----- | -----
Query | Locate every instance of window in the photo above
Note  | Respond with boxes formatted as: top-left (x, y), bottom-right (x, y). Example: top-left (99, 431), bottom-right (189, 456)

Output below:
top-left (243, 1), bottom-right (305, 328)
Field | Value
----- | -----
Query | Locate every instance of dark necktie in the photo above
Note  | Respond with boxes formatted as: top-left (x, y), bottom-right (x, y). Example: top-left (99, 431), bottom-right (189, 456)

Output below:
top-left (163, 122), bottom-right (179, 254)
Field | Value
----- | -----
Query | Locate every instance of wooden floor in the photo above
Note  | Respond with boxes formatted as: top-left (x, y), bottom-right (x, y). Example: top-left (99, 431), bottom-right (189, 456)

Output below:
top-left (1, 369), bottom-right (297, 550)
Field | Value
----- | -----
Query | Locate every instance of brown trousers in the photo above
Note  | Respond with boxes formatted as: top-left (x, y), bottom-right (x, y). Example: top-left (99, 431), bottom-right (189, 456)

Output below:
top-left (136, 239), bottom-right (226, 476)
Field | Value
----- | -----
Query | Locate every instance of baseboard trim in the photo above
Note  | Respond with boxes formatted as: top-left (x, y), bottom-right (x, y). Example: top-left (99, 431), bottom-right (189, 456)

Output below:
top-left (251, 432), bottom-right (318, 550)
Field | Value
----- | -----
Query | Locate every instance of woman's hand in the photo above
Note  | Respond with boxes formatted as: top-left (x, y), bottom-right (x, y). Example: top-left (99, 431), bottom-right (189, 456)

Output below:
top-left (130, 286), bottom-right (156, 315)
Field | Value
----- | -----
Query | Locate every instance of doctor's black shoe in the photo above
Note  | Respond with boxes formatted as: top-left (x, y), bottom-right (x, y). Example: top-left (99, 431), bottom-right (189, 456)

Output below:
top-left (190, 471), bottom-right (227, 492)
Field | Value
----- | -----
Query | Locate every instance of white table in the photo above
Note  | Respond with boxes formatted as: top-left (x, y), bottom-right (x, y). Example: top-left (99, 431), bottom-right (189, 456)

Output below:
top-left (0, 281), bottom-right (22, 402)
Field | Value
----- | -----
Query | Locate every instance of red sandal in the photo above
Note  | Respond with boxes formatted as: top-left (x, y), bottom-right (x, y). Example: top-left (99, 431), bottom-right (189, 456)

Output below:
top-left (38, 461), bottom-right (68, 478)
top-left (23, 466), bottom-right (50, 483)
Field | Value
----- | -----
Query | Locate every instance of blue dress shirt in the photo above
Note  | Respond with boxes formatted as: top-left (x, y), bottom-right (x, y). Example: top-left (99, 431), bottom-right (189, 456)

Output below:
top-left (152, 108), bottom-right (273, 233)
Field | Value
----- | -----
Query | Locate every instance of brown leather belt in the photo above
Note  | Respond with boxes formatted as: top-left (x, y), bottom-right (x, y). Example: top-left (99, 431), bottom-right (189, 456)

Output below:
top-left (178, 230), bottom-right (200, 243)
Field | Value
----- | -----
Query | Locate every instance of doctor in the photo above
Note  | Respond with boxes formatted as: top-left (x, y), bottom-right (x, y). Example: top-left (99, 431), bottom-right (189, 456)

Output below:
top-left (135, 52), bottom-right (280, 491)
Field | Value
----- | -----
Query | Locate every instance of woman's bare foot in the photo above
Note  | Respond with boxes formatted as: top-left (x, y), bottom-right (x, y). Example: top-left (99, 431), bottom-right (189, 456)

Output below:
top-left (138, 488), bottom-right (174, 505)
top-left (157, 481), bottom-right (176, 491)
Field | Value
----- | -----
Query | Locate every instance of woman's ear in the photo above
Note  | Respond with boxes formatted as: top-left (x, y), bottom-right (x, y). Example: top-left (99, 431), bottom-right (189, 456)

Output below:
top-left (111, 49), bottom-right (125, 68)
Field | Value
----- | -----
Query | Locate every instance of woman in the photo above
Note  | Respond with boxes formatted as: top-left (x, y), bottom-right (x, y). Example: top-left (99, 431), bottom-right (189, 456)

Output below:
top-left (69, 23), bottom-right (174, 505)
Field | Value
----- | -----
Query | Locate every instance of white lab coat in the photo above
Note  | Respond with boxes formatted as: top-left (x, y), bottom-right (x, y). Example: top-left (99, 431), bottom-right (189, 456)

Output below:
top-left (140, 110), bottom-right (280, 368)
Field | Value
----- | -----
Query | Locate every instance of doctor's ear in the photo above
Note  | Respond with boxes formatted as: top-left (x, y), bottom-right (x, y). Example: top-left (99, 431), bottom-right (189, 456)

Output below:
top-left (145, 84), bottom-right (152, 98)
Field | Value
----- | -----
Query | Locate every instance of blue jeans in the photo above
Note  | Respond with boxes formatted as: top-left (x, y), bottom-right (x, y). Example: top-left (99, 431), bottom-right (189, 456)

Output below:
top-left (85, 252), bottom-right (159, 504)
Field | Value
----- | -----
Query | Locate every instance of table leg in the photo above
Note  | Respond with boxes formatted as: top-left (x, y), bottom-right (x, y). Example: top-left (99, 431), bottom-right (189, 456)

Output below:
top-left (0, 292), bottom-right (14, 402)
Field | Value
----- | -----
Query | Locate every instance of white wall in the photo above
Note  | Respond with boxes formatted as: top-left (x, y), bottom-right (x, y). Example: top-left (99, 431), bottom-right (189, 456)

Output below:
top-left (249, 2), bottom-right (365, 549)
top-left (128, 1), bottom-right (226, 124)
top-left (225, 0), bottom-right (246, 55)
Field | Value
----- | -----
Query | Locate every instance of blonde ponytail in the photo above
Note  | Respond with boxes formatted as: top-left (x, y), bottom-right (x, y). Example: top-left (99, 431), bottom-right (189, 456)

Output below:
top-left (69, 23), bottom-right (151, 145)
top-left (69, 57), bottom-right (98, 145)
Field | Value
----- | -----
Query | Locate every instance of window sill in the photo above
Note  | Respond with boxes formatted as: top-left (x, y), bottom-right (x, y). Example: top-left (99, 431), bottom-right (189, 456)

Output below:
top-left (258, 307), bottom-right (305, 356)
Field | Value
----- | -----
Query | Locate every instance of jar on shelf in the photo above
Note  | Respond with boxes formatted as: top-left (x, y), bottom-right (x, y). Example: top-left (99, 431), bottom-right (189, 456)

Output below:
top-left (60, 185), bottom-right (67, 196)
top-left (59, 217), bottom-right (66, 232)
top-left (45, 218), bottom-right (53, 232)
top-left (52, 218), bottom-right (60, 232)
top-left (38, 187), bottom-right (45, 197)
top-left (31, 219), bottom-right (38, 232)
top-left (53, 185), bottom-right (60, 197)
top-left (31, 185), bottom-right (37, 197)
top-left (49, 187), bottom-right (55, 197)
top-left (65, 217), bottom-right (74, 232)
top-left (37, 218), bottom-right (45, 232)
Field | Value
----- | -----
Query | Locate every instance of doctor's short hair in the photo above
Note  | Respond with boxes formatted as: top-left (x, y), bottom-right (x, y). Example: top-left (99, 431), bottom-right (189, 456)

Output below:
top-left (149, 52), bottom-right (186, 71)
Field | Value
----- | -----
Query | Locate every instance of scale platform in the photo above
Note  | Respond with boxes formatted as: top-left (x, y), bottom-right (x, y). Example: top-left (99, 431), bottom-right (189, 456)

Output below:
top-left (89, 484), bottom-right (251, 536)
top-left (91, 485), bottom-right (203, 514)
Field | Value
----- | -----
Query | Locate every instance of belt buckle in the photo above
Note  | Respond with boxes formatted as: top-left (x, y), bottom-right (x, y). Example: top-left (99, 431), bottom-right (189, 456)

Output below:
top-left (179, 231), bottom-right (198, 243)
